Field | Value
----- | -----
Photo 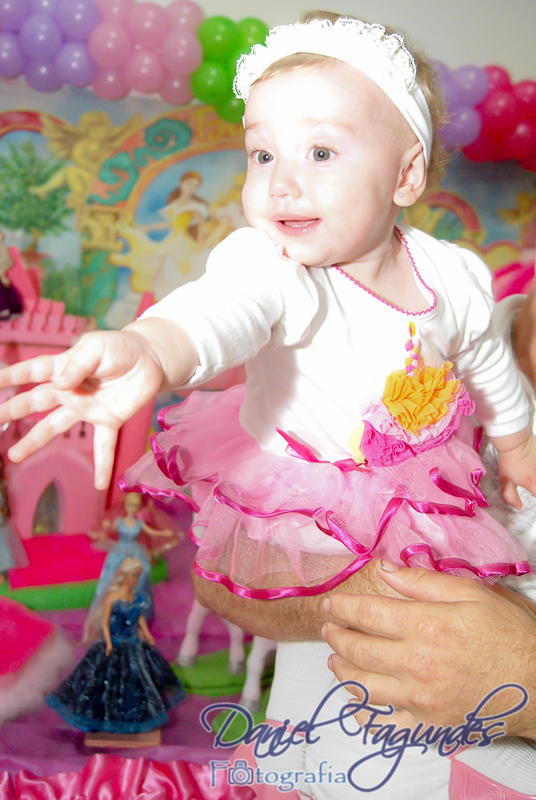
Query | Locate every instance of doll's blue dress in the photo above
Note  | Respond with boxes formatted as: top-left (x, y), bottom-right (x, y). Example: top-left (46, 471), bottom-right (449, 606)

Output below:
top-left (46, 593), bottom-right (184, 733)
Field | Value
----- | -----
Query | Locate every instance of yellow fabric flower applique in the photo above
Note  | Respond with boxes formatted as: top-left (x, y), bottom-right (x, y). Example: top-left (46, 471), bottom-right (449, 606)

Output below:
top-left (382, 322), bottom-right (460, 434)
top-left (383, 361), bottom-right (460, 434)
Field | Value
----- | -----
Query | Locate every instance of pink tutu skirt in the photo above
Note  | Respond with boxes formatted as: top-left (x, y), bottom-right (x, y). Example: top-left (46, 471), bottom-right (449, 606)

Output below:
top-left (122, 385), bottom-right (530, 598)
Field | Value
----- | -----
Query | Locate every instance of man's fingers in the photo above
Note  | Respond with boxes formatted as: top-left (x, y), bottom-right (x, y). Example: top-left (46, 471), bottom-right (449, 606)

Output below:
top-left (323, 621), bottom-right (403, 674)
top-left (328, 652), bottom-right (401, 705)
top-left (325, 592), bottom-right (408, 637)
top-left (371, 561), bottom-right (487, 604)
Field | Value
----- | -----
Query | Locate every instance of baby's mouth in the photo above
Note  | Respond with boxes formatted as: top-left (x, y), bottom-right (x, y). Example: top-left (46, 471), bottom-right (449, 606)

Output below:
top-left (275, 218), bottom-right (320, 235)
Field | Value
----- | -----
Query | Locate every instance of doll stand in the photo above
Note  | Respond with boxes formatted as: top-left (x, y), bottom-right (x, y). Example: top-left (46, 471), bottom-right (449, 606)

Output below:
top-left (84, 729), bottom-right (161, 749)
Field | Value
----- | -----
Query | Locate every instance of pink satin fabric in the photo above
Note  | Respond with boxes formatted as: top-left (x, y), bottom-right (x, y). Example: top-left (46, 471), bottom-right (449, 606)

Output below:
top-left (449, 758), bottom-right (536, 799)
top-left (0, 755), bottom-right (256, 800)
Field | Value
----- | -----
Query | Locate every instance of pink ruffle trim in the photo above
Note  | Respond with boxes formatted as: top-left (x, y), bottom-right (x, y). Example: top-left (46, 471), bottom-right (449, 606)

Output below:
top-left (122, 386), bottom-right (530, 599)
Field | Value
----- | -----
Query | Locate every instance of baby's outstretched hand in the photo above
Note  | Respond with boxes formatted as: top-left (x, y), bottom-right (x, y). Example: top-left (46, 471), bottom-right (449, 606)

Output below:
top-left (0, 329), bottom-right (165, 490)
top-left (495, 429), bottom-right (536, 509)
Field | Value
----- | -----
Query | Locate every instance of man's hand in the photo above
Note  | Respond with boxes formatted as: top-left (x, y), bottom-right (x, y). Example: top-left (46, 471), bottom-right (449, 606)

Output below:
top-left (322, 560), bottom-right (536, 740)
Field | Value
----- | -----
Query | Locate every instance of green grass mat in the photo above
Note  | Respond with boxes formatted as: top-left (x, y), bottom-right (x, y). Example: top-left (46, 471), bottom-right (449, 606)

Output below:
top-left (0, 558), bottom-right (167, 610)
top-left (173, 644), bottom-right (274, 698)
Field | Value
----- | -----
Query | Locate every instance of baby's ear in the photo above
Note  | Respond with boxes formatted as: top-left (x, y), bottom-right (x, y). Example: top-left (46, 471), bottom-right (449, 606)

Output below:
top-left (393, 142), bottom-right (427, 207)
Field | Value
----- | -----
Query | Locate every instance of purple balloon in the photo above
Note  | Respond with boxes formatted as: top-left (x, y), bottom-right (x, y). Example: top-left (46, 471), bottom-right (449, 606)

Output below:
top-left (452, 65), bottom-right (489, 108)
top-left (30, 0), bottom-right (60, 14)
top-left (55, 0), bottom-right (100, 41)
top-left (0, 0), bottom-right (31, 32)
top-left (54, 40), bottom-right (95, 85)
top-left (441, 107), bottom-right (482, 149)
top-left (19, 13), bottom-right (63, 61)
top-left (0, 32), bottom-right (27, 77)
top-left (24, 58), bottom-right (63, 90)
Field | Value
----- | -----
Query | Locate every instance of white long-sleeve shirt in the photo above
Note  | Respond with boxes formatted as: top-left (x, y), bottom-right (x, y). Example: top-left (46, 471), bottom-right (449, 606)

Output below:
top-left (143, 223), bottom-right (530, 458)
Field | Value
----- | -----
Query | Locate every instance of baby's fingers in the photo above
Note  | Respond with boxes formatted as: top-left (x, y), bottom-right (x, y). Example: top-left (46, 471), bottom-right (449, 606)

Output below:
top-left (7, 406), bottom-right (80, 462)
top-left (92, 426), bottom-right (119, 490)
top-left (499, 476), bottom-right (522, 509)
top-left (0, 353), bottom-right (67, 389)
top-left (0, 382), bottom-right (61, 424)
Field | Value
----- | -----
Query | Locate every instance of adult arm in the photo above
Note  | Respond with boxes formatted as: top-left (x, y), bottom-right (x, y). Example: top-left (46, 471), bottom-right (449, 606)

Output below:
top-left (322, 560), bottom-right (536, 740)
top-left (192, 560), bottom-right (404, 641)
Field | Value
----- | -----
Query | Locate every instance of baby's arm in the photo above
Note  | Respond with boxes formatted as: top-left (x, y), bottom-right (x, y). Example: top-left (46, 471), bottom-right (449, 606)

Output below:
top-left (492, 427), bottom-right (536, 508)
top-left (0, 317), bottom-right (199, 489)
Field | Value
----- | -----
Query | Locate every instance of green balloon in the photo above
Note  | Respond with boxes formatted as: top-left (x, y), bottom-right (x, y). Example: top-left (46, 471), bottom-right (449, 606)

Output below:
top-left (215, 93), bottom-right (245, 124)
top-left (197, 16), bottom-right (240, 62)
top-left (191, 61), bottom-right (232, 104)
top-left (237, 17), bottom-right (269, 49)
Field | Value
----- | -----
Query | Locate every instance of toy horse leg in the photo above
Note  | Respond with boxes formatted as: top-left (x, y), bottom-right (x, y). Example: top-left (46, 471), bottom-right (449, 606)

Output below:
top-left (240, 636), bottom-right (276, 713)
top-left (222, 618), bottom-right (246, 675)
top-left (176, 598), bottom-right (209, 667)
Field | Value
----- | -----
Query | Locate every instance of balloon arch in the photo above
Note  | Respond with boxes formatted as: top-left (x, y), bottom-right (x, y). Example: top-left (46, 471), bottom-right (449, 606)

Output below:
top-left (0, 0), bottom-right (535, 169)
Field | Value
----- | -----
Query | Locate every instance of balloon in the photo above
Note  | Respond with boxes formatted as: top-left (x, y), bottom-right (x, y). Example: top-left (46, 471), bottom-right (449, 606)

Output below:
top-left (30, 0), bottom-right (60, 14)
top-left (88, 22), bottom-right (132, 69)
top-left (197, 16), bottom-right (239, 62)
top-left (94, 0), bottom-right (132, 25)
top-left (478, 89), bottom-right (518, 136)
top-left (440, 107), bottom-right (482, 149)
top-left (214, 93), bottom-right (244, 124)
top-left (191, 60), bottom-right (230, 103)
top-left (55, 0), bottom-right (100, 42)
top-left (19, 13), bottom-right (63, 61)
top-left (160, 29), bottom-right (202, 76)
top-left (237, 17), bottom-right (268, 50)
top-left (520, 148), bottom-right (536, 172)
top-left (512, 81), bottom-right (536, 121)
top-left (483, 64), bottom-right (510, 92)
top-left (166, 0), bottom-right (203, 33)
top-left (159, 73), bottom-right (193, 105)
top-left (0, 0), bottom-right (31, 32)
top-left (0, 32), bottom-right (27, 78)
top-left (452, 65), bottom-right (489, 107)
top-left (438, 71), bottom-right (461, 115)
top-left (462, 131), bottom-right (499, 163)
top-left (24, 58), bottom-right (63, 91)
top-left (54, 41), bottom-right (95, 86)
top-left (125, 2), bottom-right (169, 49)
top-left (500, 120), bottom-right (536, 161)
top-left (92, 66), bottom-right (129, 99)
top-left (123, 49), bottom-right (164, 93)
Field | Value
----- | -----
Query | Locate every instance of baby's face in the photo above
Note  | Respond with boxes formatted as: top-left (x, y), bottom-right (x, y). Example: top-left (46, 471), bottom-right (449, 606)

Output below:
top-left (242, 62), bottom-right (412, 269)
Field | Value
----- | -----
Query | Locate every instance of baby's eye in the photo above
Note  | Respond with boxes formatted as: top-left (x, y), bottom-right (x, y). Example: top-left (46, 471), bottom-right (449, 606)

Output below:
top-left (255, 151), bottom-right (273, 164)
top-left (312, 147), bottom-right (332, 162)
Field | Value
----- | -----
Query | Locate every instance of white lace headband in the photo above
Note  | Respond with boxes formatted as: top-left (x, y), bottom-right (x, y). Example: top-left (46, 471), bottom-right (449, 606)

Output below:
top-left (233, 17), bottom-right (433, 164)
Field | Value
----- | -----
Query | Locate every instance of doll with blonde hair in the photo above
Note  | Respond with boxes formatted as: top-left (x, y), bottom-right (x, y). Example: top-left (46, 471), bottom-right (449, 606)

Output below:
top-left (46, 556), bottom-right (184, 734)
top-left (0, 11), bottom-right (536, 797)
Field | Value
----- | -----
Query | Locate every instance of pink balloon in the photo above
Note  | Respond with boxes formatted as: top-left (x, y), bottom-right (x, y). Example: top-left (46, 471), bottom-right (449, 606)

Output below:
top-left (125, 2), bottom-right (169, 49)
top-left (479, 89), bottom-right (518, 136)
top-left (88, 21), bottom-right (132, 68)
top-left (512, 81), bottom-right (536, 121)
top-left (159, 73), bottom-right (192, 104)
top-left (123, 49), bottom-right (164, 93)
top-left (500, 120), bottom-right (536, 161)
top-left (94, 0), bottom-right (132, 25)
top-left (520, 148), bottom-right (536, 172)
top-left (166, 0), bottom-right (204, 32)
top-left (160, 29), bottom-right (201, 76)
top-left (483, 64), bottom-right (511, 92)
top-left (92, 66), bottom-right (129, 99)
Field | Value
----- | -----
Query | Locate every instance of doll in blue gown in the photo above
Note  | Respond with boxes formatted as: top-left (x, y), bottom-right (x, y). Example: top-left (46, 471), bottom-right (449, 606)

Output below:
top-left (46, 556), bottom-right (184, 733)
top-left (83, 492), bottom-right (173, 640)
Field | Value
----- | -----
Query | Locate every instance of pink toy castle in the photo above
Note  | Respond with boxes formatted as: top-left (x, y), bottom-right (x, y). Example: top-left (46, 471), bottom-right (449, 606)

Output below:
top-left (0, 248), bottom-right (153, 541)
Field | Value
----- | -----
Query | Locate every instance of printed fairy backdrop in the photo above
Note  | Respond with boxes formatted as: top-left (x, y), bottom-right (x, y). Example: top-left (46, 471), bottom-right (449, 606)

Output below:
top-left (0, 81), bottom-right (245, 328)
top-left (0, 79), bottom-right (534, 330)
